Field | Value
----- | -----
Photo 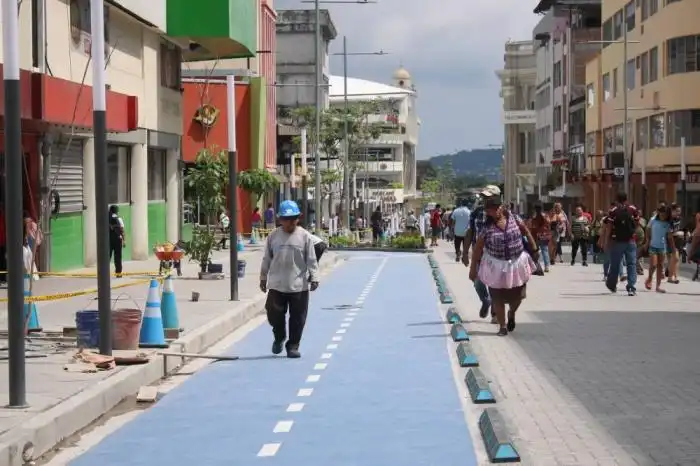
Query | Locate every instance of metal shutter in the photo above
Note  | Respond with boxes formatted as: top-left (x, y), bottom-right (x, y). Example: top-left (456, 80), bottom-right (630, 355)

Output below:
top-left (50, 138), bottom-right (84, 213)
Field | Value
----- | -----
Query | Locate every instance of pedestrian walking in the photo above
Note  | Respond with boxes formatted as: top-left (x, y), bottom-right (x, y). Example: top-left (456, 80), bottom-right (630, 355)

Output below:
top-left (667, 203), bottom-right (683, 283)
top-left (405, 210), bottom-right (419, 233)
top-left (463, 185), bottom-right (502, 323)
top-left (569, 205), bottom-right (590, 266)
top-left (108, 205), bottom-right (126, 277)
top-left (260, 200), bottom-right (319, 359)
top-left (644, 204), bottom-right (673, 293)
top-left (264, 203), bottom-right (275, 231)
top-left (530, 203), bottom-right (552, 272)
top-left (371, 207), bottom-right (383, 245)
top-left (308, 230), bottom-right (327, 262)
top-left (550, 203), bottom-right (567, 264)
top-left (451, 199), bottom-right (471, 262)
top-left (430, 205), bottom-right (442, 247)
top-left (604, 193), bottom-right (640, 295)
top-left (218, 209), bottom-right (230, 249)
top-left (590, 210), bottom-right (604, 264)
top-left (468, 196), bottom-right (538, 336)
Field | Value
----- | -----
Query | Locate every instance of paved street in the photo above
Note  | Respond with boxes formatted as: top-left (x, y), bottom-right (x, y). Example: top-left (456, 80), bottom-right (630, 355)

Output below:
top-left (438, 243), bottom-right (700, 466)
top-left (61, 253), bottom-right (478, 466)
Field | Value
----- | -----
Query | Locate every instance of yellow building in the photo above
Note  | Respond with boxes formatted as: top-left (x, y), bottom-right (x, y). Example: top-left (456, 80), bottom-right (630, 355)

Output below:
top-left (584, 0), bottom-right (700, 213)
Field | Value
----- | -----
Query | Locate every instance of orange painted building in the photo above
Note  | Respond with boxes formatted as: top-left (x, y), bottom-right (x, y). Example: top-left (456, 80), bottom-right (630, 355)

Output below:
top-left (182, 80), bottom-right (258, 234)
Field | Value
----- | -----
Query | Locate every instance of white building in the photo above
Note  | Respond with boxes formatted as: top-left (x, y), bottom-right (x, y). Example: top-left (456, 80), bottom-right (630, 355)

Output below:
top-left (328, 67), bottom-right (419, 217)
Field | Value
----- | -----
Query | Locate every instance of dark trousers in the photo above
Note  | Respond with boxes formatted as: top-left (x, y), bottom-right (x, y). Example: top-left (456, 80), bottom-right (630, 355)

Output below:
top-left (109, 237), bottom-right (123, 274)
top-left (571, 237), bottom-right (588, 262)
top-left (454, 235), bottom-right (465, 256)
top-left (0, 246), bottom-right (6, 282)
top-left (266, 289), bottom-right (310, 348)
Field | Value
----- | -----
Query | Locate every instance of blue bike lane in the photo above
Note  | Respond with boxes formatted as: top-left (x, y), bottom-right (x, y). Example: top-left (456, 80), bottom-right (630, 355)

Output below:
top-left (69, 254), bottom-right (477, 466)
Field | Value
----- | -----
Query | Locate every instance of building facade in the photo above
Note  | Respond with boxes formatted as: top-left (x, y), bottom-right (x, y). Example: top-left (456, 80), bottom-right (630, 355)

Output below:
top-left (0, 0), bottom-right (257, 271)
top-left (496, 40), bottom-right (537, 211)
top-left (584, 0), bottom-right (700, 214)
top-left (328, 69), bottom-right (419, 218)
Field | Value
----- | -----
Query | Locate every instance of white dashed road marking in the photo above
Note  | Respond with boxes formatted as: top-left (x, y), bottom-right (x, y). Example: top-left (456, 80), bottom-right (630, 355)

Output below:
top-left (326, 344), bottom-right (338, 349)
top-left (336, 329), bottom-right (347, 334)
top-left (313, 363), bottom-right (327, 370)
top-left (287, 403), bottom-right (304, 412)
top-left (257, 443), bottom-right (281, 457)
top-left (297, 388), bottom-right (314, 397)
top-left (273, 421), bottom-right (294, 433)
top-left (306, 374), bottom-right (321, 383)
top-left (332, 336), bottom-right (343, 341)
top-left (321, 353), bottom-right (333, 359)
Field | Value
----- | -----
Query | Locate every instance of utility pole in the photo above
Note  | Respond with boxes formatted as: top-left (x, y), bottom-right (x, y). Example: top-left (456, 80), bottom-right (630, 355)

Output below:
top-left (90, 0), bottom-right (112, 356)
top-left (681, 137), bottom-right (687, 220)
top-left (227, 75), bottom-right (239, 301)
top-left (3, 0), bottom-right (27, 407)
top-left (342, 36), bottom-right (350, 231)
top-left (622, 15), bottom-right (629, 195)
top-left (313, 0), bottom-right (322, 234)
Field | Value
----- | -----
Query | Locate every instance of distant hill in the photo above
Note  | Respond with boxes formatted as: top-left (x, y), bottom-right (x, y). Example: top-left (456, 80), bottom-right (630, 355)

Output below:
top-left (428, 148), bottom-right (502, 181)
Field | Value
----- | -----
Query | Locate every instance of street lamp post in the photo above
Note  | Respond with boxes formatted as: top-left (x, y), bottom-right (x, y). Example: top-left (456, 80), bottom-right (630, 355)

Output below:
top-left (332, 38), bottom-right (387, 231)
top-left (302, 0), bottom-right (376, 233)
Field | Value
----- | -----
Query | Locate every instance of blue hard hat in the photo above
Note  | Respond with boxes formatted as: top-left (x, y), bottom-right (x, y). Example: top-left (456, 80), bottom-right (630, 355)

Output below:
top-left (278, 200), bottom-right (301, 218)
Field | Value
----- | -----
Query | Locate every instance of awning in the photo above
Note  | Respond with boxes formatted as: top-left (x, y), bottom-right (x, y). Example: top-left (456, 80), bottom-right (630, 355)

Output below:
top-left (549, 183), bottom-right (584, 198)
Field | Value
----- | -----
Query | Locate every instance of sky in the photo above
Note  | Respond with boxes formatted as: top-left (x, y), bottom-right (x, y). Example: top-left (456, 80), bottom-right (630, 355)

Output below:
top-left (275, 0), bottom-right (540, 159)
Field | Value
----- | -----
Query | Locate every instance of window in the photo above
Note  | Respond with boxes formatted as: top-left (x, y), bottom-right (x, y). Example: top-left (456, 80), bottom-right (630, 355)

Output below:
top-left (626, 1), bottom-right (635, 31)
top-left (641, 51), bottom-right (650, 85)
top-left (649, 47), bottom-right (658, 82)
top-left (612, 68), bottom-right (618, 97)
top-left (636, 118), bottom-right (649, 150)
top-left (160, 41), bottom-right (182, 91)
top-left (667, 35), bottom-right (700, 75)
top-left (554, 105), bottom-right (562, 132)
top-left (147, 149), bottom-right (166, 200)
top-left (650, 0), bottom-right (659, 14)
top-left (602, 73), bottom-right (611, 101)
top-left (613, 10), bottom-right (623, 40)
top-left (107, 146), bottom-right (130, 204)
top-left (69, 0), bottom-right (109, 39)
top-left (667, 110), bottom-right (700, 147)
top-left (665, 0), bottom-right (681, 4)
top-left (586, 132), bottom-right (597, 157)
top-left (626, 59), bottom-right (636, 90)
top-left (614, 124), bottom-right (624, 151)
top-left (604, 128), bottom-right (614, 153)
top-left (650, 113), bottom-right (665, 148)
top-left (553, 61), bottom-right (562, 88)
top-left (586, 83), bottom-right (595, 108)
top-left (602, 19), bottom-right (612, 48)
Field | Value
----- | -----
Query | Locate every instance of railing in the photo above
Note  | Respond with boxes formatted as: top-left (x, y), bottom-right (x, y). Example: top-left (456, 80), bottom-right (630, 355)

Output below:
top-left (355, 161), bottom-right (403, 173)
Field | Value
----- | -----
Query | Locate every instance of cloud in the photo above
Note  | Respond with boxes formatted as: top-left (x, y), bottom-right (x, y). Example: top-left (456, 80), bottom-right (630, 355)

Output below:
top-left (274, 0), bottom-right (540, 157)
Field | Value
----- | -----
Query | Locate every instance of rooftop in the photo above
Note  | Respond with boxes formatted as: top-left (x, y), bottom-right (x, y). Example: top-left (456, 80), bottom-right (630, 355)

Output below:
top-left (329, 75), bottom-right (414, 102)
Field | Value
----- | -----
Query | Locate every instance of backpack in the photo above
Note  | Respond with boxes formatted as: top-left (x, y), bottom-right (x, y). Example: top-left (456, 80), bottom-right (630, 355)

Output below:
top-left (612, 206), bottom-right (636, 242)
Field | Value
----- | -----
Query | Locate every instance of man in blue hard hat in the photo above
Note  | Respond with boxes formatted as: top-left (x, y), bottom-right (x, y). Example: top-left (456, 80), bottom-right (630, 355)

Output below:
top-left (260, 200), bottom-right (320, 358)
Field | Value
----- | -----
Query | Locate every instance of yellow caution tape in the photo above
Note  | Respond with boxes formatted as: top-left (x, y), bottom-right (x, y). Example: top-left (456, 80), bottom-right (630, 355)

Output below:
top-left (0, 277), bottom-right (162, 303)
top-left (0, 271), bottom-right (162, 278)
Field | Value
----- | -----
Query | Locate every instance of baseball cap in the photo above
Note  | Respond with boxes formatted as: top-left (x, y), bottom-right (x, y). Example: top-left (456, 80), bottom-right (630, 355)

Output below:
top-left (479, 185), bottom-right (501, 197)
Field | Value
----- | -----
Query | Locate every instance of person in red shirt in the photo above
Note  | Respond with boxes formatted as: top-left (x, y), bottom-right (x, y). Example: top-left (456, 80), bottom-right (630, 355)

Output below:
top-left (430, 205), bottom-right (442, 247)
top-left (581, 205), bottom-right (593, 223)
top-left (251, 207), bottom-right (262, 237)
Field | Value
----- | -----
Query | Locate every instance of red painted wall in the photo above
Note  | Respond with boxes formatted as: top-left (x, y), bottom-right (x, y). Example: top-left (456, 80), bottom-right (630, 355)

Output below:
top-left (182, 81), bottom-right (254, 234)
top-left (261, 4), bottom-right (277, 169)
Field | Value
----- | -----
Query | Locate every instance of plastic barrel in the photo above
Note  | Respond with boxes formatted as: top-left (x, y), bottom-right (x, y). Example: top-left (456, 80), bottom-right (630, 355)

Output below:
top-left (76, 310), bottom-right (100, 348)
top-left (112, 309), bottom-right (143, 350)
top-left (237, 260), bottom-right (247, 278)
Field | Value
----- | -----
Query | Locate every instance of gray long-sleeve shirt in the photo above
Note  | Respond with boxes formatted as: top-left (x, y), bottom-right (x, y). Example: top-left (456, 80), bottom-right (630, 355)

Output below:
top-left (260, 227), bottom-right (319, 293)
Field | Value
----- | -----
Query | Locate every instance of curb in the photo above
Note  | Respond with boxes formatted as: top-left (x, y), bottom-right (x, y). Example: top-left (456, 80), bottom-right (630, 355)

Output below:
top-left (0, 254), bottom-right (345, 466)
top-left (328, 247), bottom-right (433, 253)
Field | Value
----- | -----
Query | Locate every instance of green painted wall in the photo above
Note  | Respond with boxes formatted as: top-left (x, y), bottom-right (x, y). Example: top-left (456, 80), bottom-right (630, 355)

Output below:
top-left (50, 212), bottom-right (84, 271)
top-left (250, 77), bottom-right (266, 171)
top-left (117, 204), bottom-right (132, 262)
top-left (148, 202), bottom-right (167, 252)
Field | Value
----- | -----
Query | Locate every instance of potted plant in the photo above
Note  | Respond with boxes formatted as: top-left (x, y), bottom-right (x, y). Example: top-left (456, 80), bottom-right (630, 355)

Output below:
top-left (183, 147), bottom-right (228, 278)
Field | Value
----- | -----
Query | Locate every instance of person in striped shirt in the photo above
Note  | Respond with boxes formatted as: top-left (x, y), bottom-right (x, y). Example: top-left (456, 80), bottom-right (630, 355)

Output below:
top-left (569, 205), bottom-right (591, 266)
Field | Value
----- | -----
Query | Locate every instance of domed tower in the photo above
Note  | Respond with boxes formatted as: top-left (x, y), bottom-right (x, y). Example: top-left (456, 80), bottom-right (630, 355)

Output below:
top-left (392, 66), bottom-right (412, 89)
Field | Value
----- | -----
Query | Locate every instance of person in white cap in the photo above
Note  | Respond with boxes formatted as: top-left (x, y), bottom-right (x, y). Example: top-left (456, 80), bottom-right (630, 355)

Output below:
top-left (462, 185), bottom-right (502, 322)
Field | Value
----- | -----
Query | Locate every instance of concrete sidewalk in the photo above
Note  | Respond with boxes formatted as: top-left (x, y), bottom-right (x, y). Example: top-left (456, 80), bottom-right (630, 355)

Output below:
top-left (0, 245), bottom-right (345, 466)
top-left (436, 243), bottom-right (700, 466)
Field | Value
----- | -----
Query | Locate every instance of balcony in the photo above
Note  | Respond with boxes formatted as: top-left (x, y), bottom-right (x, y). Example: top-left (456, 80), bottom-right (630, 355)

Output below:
top-left (502, 110), bottom-right (536, 125)
top-left (166, 0), bottom-right (257, 61)
top-left (366, 133), bottom-right (404, 146)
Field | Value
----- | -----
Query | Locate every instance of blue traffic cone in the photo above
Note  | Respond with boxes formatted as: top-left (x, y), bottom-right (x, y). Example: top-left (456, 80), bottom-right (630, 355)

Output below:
top-left (249, 228), bottom-right (258, 244)
top-left (236, 234), bottom-right (245, 251)
top-left (139, 279), bottom-right (168, 348)
top-left (24, 274), bottom-right (42, 333)
top-left (160, 275), bottom-right (179, 331)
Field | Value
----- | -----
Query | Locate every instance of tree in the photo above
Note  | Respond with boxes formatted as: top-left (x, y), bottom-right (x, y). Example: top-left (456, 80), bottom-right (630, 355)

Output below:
top-left (238, 168), bottom-right (280, 210)
top-left (290, 101), bottom-right (384, 220)
top-left (420, 179), bottom-right (441, 204)
top-left (183, 147), bottom-right (229, 272)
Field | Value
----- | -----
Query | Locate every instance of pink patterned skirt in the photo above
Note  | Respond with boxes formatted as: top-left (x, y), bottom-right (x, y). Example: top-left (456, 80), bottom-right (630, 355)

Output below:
top-left (478, 250), bottom-right (535, 289)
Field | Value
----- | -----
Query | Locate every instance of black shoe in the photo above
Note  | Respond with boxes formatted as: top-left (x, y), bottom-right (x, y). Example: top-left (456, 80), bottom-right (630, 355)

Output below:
top-left (606, 283), bottom-right (617, 293)
top-left (571, 260), bottom-right (575, 266)
top-left (272, 340), bottom-right (284, 355)
top-left (626, 286), bottom-right (637, 296)
top-left (507, 311), bottom-right (516, 332)
top-left (286, 347), bottom-right (301, 358)
top-left (479, 299), bottom-right (491, 319)
top-left (497, 327), bottom-right (508, 336)
top-left (582, 261), bottom-right (588, 267)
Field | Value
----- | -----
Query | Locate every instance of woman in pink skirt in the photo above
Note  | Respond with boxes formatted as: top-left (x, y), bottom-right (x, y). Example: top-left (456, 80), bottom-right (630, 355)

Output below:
top-left (469, 197), bottom-right (538, 336)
